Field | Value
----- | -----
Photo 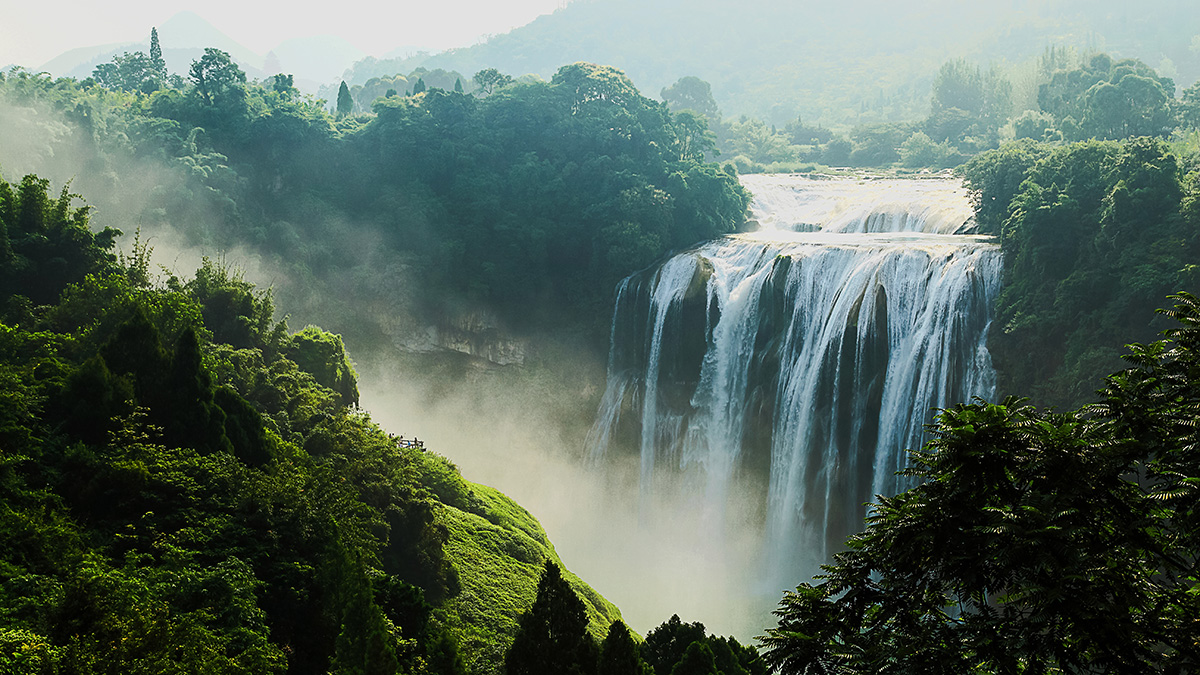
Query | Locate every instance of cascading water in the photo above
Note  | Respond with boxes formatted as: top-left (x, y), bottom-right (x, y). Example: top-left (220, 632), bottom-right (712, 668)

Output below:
top-left (587, 174), bottom-right (1002, 584)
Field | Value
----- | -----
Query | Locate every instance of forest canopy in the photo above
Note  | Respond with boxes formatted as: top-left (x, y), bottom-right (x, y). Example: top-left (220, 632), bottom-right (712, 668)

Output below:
top-left (0, 172), bottom-right (629, 673)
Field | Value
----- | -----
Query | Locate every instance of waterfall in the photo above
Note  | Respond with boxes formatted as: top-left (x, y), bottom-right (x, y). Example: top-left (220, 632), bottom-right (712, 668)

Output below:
top-left (587, 174), bottom-right (1002, 581)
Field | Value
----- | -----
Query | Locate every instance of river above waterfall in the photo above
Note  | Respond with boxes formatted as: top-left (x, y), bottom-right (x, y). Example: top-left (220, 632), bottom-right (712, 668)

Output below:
top-left (741, 173), bottom-right (978, 234)
top-left (586, 174), bottom-right (1002, 615)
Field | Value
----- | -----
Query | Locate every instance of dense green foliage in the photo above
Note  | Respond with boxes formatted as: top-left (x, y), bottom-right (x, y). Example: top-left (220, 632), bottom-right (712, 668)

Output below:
top-left (642, 616), bottom-right (765, 675)
top-left (0, 175), bottom-right (121, 305)
top-left (961, 137), bottom-right (1200, 408)
top-left (760, 294), bottom-right (1200, 673)
top-left (1037, 53), bottom-right (1177, 141)
top-left (924, 58), bottom-right (1012, 152)
top-left (2, 52), bottom-right (748, 348)
top-left (349, 61), bottom-right (744, 324)
top-left (500, 586), bottom-right (765, 675)
top-left (0, 174), bottom-right (620, 673)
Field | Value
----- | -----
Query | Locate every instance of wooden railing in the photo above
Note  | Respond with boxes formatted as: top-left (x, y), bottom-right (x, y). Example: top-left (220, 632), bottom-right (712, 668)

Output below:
top-left (392, 435), bottom-right (425, 450)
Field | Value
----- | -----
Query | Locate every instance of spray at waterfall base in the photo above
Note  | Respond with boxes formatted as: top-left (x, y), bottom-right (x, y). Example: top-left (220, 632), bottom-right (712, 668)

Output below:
top-left (586, 174), bottom-right (1001, 631)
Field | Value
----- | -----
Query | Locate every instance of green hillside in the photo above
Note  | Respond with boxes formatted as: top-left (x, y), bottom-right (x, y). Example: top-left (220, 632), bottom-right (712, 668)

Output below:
top-left (0, 172), bottom-right (619, 673)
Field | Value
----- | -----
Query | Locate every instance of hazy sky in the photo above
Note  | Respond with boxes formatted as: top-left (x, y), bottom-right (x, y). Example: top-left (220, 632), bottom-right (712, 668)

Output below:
top-left (0, 0), bottom-right (568, 68)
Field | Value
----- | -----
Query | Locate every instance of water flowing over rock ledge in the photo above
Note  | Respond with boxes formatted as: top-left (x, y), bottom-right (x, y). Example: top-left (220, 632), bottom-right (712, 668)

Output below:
top-left (587, 174), bottom-right (1001, 583)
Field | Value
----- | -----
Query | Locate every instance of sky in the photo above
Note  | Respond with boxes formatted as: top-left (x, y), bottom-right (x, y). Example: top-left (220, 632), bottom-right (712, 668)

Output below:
top-left (0, 0), bottom-right (569, 69)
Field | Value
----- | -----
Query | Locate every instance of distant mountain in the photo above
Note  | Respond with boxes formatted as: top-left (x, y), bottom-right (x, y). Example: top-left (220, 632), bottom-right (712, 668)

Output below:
top-left (39, 43), bottom-right (133, 76)
top-left (381, 45), bottom-right (439, 60)
top-left (345, 0), bottom-right (1200, 127)
top-left (46, 11), bottom-right (264, 83)
top-left (37, 11), bottom-right (365, 93)
top-left (270, 35), bottom-right (366, 85)
top-left (157, 11), bottom-right (262, 67)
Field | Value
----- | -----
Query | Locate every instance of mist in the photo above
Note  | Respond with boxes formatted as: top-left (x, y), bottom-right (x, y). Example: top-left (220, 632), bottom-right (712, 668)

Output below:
top-left (357, 355), bottom-right (782, 639)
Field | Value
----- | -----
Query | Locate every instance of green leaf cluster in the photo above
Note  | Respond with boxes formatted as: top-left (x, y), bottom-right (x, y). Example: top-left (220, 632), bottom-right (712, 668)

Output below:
top-left (961, 137), bottom-right (1200, 408)
top-left (1038, 53), bottom-right (1177, 141)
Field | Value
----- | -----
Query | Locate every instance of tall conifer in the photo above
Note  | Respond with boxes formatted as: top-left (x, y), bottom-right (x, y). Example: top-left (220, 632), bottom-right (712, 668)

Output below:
top-left (336, 81), bottom-right (353, 117)
top-left (149, 27), bottom-right (167, 85)
top-left (505, 561), bottom-right (597, 675)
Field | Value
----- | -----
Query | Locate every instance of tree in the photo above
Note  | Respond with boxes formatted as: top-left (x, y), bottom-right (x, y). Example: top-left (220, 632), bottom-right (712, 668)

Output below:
top-left (783, 116), bottom-right (832, 146)
top-left (337, 80), bottom-right (353, 117)
top-left (284, 326), bottom-right (359, 405)
top-left (670, 110), bottom-right (717, 162)
top-left (599, 621), bottom-right (652, 675)
top-left (454, 77), bottom-right (464, 93)
top-left (642, 615), bottom-right (707, 675)
top-left (188, 47), bottom-right (246, 108)
top-left (961, 137), bottom-right (1197, 408)
top-left (726, 116), bottom-right (795, 164)
top-left (1038, 54), bottom-right (1175, 140)
top-left (661, 76), bottom-right (721, 122)
top-left (670, 642), bottom-right (718, 675)
top-left (1011, 109), bottom-right (1057, 140)
top-left (0, 174), bottom-right (119, 304)
top-left (504, 561), bottom-right (598, 675)
top-left (331, 549), bottom-right (401, 675)
top-left (1180, 80), bottom-right (1200, 129)
top-left (472, 68), bottom-right (513, 96)
top-left (1081, 72), bottom-right (1173, 139)
top-left (272, 73), bottom-right (295, 97)
top-left (897, 131), bottom-right (959, 168)
top-left (149, 27), bottom-right (167, 87)
top-left (849, 122), bottom-right (914, 166)
top-left (412, 77), bottom-right (426, 95)
top-left (926, 58), bottom-right (1011, 148)
top-left (92, 51), bottom-right (160, 94)
top-left (552, 62), bottom-right (640, 113)
top-left (930, 58), bottom-right (985, 116)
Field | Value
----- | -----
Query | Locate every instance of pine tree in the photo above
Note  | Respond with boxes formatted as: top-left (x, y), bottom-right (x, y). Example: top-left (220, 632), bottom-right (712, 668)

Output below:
top-left (454, 77), bottom-right (464, 93)
top-left (505, 561), bottom-right (597, 675)
top-left (0, 180), bottom-right (13, 267)
top-left (671, 643), bottom-right (719, 675)
top-left (600, 621), bottom-right (652, 675)
top-left (332, 548), bottom-right (400, 675)
top-left (149, 27), bottom-right (167, 86)
top-left (412, 77), bottom-right (426, 94)
top-left (336, 81), bottom-right (353, 117)
top-left (643, 615), bottom-right (707, 675)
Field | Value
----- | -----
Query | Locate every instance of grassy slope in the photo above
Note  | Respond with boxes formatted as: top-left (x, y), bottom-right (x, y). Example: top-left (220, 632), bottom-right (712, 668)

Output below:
top-left (416, 453), bottom-right (621, 672)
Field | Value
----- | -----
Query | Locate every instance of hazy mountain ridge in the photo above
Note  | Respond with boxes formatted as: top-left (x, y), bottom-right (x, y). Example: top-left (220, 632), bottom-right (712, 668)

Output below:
top-left (34, 1), bottom-right (1199, 123)
top-left (345, 0), bottom-right (1199, 126)
top-left (37, 11), bottom-right (363, 94)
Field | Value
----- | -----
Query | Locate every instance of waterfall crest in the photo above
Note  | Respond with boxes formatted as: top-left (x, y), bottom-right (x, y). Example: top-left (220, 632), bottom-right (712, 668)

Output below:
top-left (587, 175), bottom-right (1002, 579)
